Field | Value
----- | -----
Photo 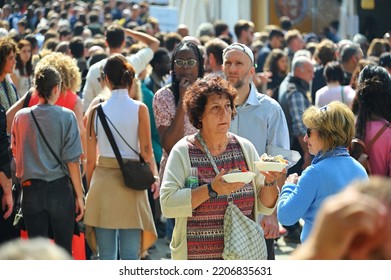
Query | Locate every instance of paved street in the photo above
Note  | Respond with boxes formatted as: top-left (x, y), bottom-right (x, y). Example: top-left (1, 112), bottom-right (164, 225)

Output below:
top-left (145, 236), bottom-right (298, 260)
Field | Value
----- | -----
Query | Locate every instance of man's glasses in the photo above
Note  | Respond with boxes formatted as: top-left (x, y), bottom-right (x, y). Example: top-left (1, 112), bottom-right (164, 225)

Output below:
top-left (174, 59), bottom-right (197, 68)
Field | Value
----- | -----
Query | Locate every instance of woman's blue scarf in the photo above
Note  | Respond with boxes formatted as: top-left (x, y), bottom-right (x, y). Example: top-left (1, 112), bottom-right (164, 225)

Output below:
top-left (312, 146), bottom-right (350, 165)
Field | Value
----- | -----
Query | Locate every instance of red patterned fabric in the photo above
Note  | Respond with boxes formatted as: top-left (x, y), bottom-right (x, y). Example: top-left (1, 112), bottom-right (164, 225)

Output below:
top-left (186, 136), bottom-right (255, 260)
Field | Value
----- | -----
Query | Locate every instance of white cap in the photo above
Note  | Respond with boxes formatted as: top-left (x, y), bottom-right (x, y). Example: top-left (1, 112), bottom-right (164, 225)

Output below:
top-left (223, 43), bottom-right (254, 66)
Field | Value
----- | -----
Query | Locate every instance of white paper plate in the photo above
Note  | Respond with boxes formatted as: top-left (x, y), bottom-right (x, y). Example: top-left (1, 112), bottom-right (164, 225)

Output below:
top-left (254, 161), bottom-right (288, 172)
top-left (222, 172), bottom-right (256, 184)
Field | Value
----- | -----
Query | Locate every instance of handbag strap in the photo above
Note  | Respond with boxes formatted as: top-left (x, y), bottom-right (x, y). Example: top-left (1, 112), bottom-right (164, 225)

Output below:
top-left (22, 89), bottom-right (33, 108)
top-left (196, 132), bottom-right (237, 203)
top-left (101, 108), bottom-right (139, 156)
top-left (195, 132), bottom-right (220, 175)
top-left (96, 105), bottom-right (146, 164)
top-left (30, 110), bottom-right (69, 177)
top-left (96, 105), bottom-right (126, 169)
top-left (367, 123), bottom-right (389, 151)
top-left (340, 86), bottom-right (345, 104)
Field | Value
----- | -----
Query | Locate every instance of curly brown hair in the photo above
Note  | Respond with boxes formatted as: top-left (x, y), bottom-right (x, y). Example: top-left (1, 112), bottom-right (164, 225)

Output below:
top-left (34, 52), bottom-right (81, 93)
top-left (183, 74), bottom-right (237, 128)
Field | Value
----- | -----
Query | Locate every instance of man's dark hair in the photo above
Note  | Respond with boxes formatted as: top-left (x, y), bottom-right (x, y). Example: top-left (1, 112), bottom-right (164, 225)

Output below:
top-left (280, 16), bottom-right (292, 30)
top-left (59, 28), bottom-right (71, 39)
top-left (69, 36), bottom-right (84, 58)
top-left (150, 47), bottom-right (170, 67)
top-left (164, 32), bottom-right (182, 52)
top-left (324, 61), bottom-right (344, 84)
top-left (205, 38), bottom-right (228, 66)
top-left (234, 20), bottom-right (253, 39)
top-left (379, 52), bottom-right (391, 69)
top-left (213, 20), bottom-right (229, 37)
top-left (105, 25), bottom-right (125, 49)
top-left (73, 22), bottom-right (85, 37)
top-left (268, 29), bottom-right (284, 41)
top-left (88, 11), bottom-right (99, 23)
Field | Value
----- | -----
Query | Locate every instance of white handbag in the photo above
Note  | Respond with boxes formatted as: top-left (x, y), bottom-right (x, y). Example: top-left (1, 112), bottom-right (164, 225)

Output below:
top-left (222, 198), bottom-right (267, 260)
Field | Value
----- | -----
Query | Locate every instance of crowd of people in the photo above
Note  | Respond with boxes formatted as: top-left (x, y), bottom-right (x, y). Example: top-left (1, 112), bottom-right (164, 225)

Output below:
top-left (0, 0), bottom-right (391, 260)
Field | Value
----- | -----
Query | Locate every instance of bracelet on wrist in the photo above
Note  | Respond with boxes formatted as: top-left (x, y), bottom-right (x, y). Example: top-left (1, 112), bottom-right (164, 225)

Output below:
top-left (264, 180), bottom-right (277, 187)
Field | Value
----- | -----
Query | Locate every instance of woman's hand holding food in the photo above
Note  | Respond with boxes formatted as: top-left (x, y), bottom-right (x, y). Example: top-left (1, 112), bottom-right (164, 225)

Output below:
top-left (212, 168), bottom-right (245, 195)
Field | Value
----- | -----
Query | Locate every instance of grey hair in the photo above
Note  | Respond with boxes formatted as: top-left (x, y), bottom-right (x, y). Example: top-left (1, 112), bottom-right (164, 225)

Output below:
top-left (291, 55), bottom-right (312, 73)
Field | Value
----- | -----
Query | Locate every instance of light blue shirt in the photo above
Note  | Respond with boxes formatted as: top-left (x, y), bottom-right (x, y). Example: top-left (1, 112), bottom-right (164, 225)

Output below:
top-left (229, 83), bottom-right (290, 155)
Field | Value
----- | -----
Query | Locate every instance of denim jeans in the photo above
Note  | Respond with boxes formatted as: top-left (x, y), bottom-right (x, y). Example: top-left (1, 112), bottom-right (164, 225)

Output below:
top-left (22, 176), bottom-right (74, 254)
top-left (166, 218), bottom-right (175, 241)
top-left (95, 227), bottom-right (141, 260)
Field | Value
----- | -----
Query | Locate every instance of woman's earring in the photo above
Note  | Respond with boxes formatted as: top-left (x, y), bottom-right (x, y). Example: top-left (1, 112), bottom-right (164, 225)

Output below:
top-left (197, 122), bottom-right (202, 129)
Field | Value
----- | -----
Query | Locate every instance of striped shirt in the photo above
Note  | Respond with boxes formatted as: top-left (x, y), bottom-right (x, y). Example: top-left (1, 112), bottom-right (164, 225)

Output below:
top-left (186, 135), bottom-right (255, 260)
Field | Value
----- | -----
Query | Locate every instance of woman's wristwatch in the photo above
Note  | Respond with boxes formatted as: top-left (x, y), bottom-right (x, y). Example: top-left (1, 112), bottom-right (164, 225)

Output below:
top-left (207, 182), bottom-right (218, 199)
top-left (264, 180), bottom-right (277, 187)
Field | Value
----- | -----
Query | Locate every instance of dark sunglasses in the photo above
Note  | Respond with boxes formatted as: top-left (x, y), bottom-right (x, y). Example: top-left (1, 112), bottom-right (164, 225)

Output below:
top-left (306, 128), bottom-right (313, 137)
top-left (174, 58), bottom-right (197, 68)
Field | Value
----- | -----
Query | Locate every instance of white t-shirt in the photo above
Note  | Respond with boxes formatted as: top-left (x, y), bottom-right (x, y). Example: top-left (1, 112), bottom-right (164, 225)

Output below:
top-left (315, 84), bottom-right (356, 109)
top-left (82, 47), bottom-right (153, 112)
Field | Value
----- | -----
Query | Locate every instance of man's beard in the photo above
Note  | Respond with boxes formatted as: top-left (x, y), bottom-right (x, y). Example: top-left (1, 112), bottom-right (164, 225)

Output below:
top-left (232, 79), bottom-right (245, 89)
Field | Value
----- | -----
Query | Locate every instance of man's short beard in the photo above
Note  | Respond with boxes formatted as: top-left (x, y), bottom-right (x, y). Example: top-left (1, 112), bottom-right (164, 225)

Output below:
top-left (233, 80), bottom-right (244, 89)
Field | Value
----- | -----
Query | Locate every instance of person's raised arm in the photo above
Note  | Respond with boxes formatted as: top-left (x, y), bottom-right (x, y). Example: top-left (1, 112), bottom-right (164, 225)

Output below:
top-left (124, 28), bottom-right (159, 53)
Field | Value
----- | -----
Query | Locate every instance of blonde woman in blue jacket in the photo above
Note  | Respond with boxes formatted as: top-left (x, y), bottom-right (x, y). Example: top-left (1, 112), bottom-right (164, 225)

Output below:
top-left (278, 101), bottom-right (368, 243)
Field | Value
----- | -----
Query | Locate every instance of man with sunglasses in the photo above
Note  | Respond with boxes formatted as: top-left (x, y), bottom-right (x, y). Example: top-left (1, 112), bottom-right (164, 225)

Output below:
top-left (222, 43), bottom-right (289, 260)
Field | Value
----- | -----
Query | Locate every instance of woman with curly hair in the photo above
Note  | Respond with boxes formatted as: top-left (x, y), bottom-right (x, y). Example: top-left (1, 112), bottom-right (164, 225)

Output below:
top-left (160, 75), bottom-right (280, 259)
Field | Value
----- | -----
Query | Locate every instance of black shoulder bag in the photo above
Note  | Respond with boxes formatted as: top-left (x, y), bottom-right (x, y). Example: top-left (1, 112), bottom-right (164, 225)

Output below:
top-left (96, 105), bottom-right (155, 191)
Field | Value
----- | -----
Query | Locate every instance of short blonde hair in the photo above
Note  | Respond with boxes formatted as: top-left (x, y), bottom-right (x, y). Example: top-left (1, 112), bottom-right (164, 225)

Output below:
top-left (34, 52), bottom-right (81, 93)
top-left (303, 101), bottom-right (355, 151)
